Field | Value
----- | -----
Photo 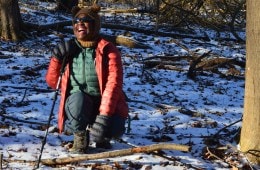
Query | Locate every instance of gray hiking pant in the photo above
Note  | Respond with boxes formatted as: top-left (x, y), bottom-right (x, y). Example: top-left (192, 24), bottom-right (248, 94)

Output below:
top-left (65, 91), bottom-right (126, 138)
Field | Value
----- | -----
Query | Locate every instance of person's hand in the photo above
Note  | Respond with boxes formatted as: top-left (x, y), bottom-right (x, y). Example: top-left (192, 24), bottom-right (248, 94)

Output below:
top-left (52, 39), bottom-right (78, 61)
top-left (90, 115), bottom-right (111, 143)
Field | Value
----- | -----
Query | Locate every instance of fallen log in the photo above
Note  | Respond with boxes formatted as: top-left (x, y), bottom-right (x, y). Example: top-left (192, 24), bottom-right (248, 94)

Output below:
top-left (115, 35), bottom-right (150, 49)
top-left (102, 8), bottom-right (140, 14)
top-left (0, 85), bottom-right (52, 93)
top-left (41, 143), bottom-right (191, 165)
top-left (103, 34), bottom-right (151, 49)
top-left (0, 111), bottom-right (47, 126)
top-left (23, 21), bottom-right (72, 31)
top-left (187, 51), bottom-right (211, 79)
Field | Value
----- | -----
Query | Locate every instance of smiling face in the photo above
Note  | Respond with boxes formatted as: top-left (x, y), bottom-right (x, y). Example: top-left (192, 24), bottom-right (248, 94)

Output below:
top-left (73, 14), bottom-right (96, 41)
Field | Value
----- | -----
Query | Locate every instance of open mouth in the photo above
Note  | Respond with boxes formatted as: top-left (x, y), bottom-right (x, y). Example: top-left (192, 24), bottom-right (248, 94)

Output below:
top-left (78, 28), bottom-right (86, 32)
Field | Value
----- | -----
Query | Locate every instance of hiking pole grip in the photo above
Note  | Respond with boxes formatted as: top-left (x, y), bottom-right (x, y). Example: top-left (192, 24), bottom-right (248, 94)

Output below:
top-left (36, 53), bottom-right (69, 169)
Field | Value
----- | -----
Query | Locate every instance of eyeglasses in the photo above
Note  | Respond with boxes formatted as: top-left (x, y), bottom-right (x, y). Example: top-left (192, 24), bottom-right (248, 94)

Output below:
top-left (73, 17), bottom-right (95, 24)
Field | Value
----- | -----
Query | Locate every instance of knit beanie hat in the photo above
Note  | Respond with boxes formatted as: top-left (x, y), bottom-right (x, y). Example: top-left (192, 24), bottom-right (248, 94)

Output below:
top-left (71, 4), bottom-right (101, 44)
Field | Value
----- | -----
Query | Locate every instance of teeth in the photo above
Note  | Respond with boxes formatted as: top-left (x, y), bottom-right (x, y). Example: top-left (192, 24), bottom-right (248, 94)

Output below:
top-left (78, 28), bottom-right (85, 32)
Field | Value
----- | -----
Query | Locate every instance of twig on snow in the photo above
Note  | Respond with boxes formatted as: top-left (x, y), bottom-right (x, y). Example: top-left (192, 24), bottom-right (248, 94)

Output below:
top-left (213, 118), bottom-right (242, 138)
top-left (19, 88), bottom-right (28, 103)
top-left (205, 147), bottom-right (224, 161)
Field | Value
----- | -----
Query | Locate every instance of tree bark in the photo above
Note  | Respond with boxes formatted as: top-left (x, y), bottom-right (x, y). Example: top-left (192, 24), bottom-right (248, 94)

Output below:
top-left (0, 0), bottom-right (23, 41)
top-left (56, 0), bottom-right (79, 12)
top-left (240, 0), bottom-right (260, 164)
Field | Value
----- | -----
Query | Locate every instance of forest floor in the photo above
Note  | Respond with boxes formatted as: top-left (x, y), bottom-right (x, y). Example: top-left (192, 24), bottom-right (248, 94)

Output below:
top-left (1, 1), bottom-right (258, 170)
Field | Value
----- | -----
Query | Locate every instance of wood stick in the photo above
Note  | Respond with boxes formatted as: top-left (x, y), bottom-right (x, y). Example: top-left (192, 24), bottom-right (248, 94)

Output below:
top-left (41, 143), bottom-right (191, 165)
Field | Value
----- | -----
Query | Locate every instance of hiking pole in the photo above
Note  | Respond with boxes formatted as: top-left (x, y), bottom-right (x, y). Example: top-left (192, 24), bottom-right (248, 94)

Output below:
top-left (36, 55), bottom-right (68, 169)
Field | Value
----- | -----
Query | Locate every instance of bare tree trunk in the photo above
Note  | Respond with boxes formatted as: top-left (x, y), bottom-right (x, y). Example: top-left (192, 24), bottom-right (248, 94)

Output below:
top-left (0, 0), bottom-right (23, 41)
top-left (240, 0), bottom-right (260, 165)
top-left (56, 0), bottom-right (79, 11)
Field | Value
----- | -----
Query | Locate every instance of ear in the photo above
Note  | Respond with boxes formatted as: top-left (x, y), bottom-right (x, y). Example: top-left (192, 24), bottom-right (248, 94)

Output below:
top-left (91, 4), bottom-right (101, 13)
top-left (71, 6), bottom-right (81, 17)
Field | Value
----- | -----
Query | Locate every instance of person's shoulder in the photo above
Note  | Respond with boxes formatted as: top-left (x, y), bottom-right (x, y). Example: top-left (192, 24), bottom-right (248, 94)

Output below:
top-left (97, 37), bottom-right (115, 49)
top-left (98, 37), bottom-right (110, 44)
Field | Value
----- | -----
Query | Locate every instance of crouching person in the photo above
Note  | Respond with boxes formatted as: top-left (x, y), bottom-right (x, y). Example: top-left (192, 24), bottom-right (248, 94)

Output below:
top-left (45, 4), bottom-right (128, 154)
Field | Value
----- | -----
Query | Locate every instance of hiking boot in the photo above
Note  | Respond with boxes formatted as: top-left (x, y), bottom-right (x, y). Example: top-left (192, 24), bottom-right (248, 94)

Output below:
top-left (69, 131), bottom-right (89, 154)
top-left (95, 140), bottom-right (112, 149)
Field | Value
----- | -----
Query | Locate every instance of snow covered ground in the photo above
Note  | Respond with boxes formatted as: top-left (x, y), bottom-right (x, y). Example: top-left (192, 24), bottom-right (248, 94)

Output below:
top-left (0, 1), bottom-right (258, 170)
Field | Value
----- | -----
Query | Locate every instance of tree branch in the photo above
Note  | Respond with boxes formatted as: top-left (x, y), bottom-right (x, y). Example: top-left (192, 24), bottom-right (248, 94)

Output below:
top-left (41, 143), bottom-right (191, 165)
top-left (0, 110), bottom-right (47, 126)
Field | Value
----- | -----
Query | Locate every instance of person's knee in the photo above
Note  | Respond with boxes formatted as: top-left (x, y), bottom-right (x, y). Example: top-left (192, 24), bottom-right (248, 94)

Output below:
top-left (65, 92), bottom-right (86, 118)
top-left (65, 92), bottom-right (94, 131)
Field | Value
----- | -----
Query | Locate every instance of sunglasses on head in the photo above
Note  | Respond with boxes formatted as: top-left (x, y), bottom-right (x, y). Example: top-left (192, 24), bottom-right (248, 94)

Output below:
top-left (73, 17), bottom-right (95, 24)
